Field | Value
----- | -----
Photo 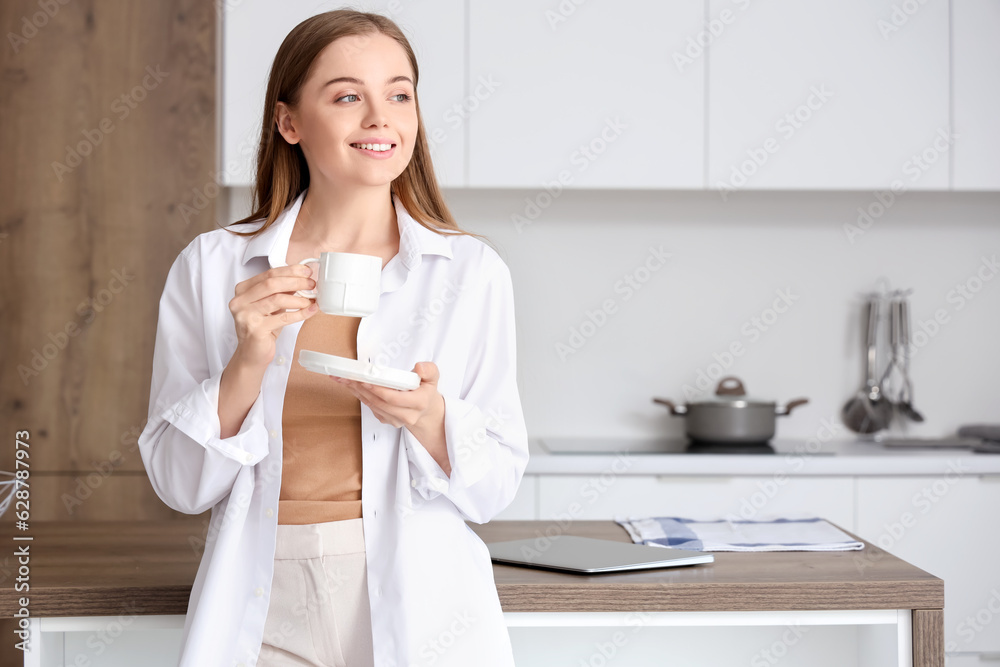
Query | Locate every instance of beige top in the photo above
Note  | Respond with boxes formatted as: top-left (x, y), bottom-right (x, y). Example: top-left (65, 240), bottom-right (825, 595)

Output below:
top-left (278, 312), bottom-right (363, 525)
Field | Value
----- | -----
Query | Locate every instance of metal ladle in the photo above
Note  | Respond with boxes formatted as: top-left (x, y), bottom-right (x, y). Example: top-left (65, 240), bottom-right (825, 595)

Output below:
top-left (896, 297), bottom-right (924, 423)
top-left (842, 298), bottom-right (892, 434)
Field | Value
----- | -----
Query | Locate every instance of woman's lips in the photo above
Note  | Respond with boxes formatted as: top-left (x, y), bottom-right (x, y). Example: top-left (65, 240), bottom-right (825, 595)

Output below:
top-left (350, 143), bottom-right (396, 159)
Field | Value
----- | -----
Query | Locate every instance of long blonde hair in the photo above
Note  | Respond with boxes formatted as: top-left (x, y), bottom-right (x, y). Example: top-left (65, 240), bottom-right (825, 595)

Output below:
top-left (227, 9), bottom-right (484, 244)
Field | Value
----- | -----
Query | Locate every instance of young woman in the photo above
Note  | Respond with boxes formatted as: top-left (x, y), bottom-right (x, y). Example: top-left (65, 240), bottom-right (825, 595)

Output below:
top-left (138, 10), bottom-right (528, 667)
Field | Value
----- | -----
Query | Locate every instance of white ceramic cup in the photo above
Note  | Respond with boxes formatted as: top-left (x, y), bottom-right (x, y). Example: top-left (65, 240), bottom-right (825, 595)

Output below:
top-left (294, 252), bottom-right (382, 317)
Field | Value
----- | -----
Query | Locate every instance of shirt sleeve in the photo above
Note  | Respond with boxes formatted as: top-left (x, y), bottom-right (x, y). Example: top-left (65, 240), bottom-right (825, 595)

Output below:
top-left (401, 258), bottom-right (529, 524)
top-left (137, 246), bottom-right (270, 515)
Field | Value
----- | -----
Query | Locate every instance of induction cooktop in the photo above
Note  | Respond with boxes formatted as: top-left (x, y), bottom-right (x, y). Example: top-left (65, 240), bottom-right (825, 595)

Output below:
top-left (539, 437), bottom-right (835, 456)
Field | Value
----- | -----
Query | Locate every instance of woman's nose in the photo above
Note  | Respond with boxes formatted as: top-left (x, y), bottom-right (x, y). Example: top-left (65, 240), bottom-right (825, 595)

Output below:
top-left (362, 100), bottom-right (389, 127)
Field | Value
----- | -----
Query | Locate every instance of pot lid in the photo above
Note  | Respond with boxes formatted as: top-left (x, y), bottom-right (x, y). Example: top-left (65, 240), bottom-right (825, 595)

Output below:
top-left (689, 377), bottom-right (776, 407)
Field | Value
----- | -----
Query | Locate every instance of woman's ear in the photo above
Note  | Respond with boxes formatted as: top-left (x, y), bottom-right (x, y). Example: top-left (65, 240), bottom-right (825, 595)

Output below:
top-left (274, 102), bottom-right (301, 145)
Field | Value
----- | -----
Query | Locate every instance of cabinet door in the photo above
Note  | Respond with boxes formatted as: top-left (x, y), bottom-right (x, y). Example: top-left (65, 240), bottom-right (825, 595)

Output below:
top-left (537, 475), bottom-right (855, 531)
top-left (856, 476), bottom-right (1000, 654)
top-left (221, 0), bottom-right (465, 187)
top-left (467, 1), bottom-right (705, 189)
top-left (708, 0), bottom-right (949, 190)
top-left (493, 475), bottom-right (538, 521)
top-left (953, 0), bottom-right (1000, 189)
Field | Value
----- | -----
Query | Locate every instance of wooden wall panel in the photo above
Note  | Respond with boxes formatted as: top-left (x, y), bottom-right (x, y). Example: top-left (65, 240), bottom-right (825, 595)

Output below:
top-left (0, 0), bottom-right (218, 532)
top-left (26, 474), bottom-right (207, 521)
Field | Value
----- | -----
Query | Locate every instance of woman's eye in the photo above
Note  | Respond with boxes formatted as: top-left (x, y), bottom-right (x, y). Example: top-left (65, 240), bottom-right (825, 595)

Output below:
top-left (392, 93), bottom-right (412, 102)
top-left (336, 94), bottom-right (359, 103)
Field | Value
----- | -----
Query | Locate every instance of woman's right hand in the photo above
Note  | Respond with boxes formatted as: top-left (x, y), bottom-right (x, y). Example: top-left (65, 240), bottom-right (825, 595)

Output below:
top-left (228, 264), bottom-right (318, 370)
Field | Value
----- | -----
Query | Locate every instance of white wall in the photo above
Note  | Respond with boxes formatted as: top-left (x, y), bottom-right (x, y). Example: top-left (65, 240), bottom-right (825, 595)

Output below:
top-left (225, 187), bottom-right (1000, 442)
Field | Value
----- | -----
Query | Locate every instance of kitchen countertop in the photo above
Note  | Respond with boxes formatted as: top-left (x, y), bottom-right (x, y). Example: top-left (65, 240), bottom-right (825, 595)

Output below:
top-left (524, 437), bottom-right (1000, 476)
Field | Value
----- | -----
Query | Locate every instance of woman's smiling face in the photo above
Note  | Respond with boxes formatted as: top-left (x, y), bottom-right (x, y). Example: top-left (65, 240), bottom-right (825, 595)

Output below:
top-left (276, 32), bottom-right (418, 188)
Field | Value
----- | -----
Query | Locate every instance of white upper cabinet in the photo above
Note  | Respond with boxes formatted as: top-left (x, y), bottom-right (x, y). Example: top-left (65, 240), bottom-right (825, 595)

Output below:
top-left (707, 0), bottom-right (950, 191)
top-left (466, 1), bottom-right (705, 189)
top-left (952, 0), bottom-right (1000, 190)
top-left (220, 0), bottom-right (465, 187)
top-left (220, 1), bottom-right (997, 191)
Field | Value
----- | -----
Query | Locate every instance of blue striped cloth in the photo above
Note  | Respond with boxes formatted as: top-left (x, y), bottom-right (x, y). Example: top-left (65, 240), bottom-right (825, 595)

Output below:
top-left (614, 516), bottom-right (865, 552)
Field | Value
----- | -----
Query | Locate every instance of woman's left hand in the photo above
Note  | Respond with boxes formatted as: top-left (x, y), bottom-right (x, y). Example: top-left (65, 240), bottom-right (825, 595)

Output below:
top-left (332, 362), bottom-right (450, 476)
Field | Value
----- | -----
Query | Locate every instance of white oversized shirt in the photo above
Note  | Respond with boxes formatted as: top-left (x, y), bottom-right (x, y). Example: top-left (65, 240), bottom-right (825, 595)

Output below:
top-left (137, 189), bottom-right (528, 667)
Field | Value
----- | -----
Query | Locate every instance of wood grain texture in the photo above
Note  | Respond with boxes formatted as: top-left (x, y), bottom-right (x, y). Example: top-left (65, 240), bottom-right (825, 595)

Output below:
top-left (0, 521), bottom-right (206, 617)
top-left (468, 520), bottom-right (944, 613)
top-left (18, 474), bottom-right (187, 521)
top-left (0, 520), bottom-right (944, 619)
top-left (912, 609), bottom-right (944, 667)
top-left (0, 0), bottom-right (218, 525)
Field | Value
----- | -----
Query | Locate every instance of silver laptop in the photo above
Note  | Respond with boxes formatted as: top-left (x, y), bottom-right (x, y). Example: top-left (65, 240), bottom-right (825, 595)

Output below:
top-left (487, 535), bottom-right (714, 574)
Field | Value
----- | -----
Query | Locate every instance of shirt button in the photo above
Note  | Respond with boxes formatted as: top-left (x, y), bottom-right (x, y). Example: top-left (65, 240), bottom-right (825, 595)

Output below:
top-left (269, 429), bottom-right (278, 439)
top-left (255, 587), bottom-right (264, 597)
top-left (244, 453), bottom-right (253, 463)
top-left (276, 356), bottom-right (285, 365)
top-left (411, 480), bottom-right (418, 488)
top-left (266, 507), bottom-right (274, 518)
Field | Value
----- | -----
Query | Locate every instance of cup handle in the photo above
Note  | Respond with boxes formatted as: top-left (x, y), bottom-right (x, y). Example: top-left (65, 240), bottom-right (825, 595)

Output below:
top-left (295, 257), bottom-right (320, 298)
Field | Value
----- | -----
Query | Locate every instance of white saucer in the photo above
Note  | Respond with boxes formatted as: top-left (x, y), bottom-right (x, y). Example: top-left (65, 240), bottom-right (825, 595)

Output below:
top-left (297, 349), bottom-right (421, 391)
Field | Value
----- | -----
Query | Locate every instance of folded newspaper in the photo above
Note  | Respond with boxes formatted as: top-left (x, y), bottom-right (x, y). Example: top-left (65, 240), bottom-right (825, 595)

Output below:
top-left (614, 516), bottom-right (865, 552)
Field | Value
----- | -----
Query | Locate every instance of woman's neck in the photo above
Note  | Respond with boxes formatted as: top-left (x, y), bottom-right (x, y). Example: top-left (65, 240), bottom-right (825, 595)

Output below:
top-left (293, 183), bottom-right (398, 253)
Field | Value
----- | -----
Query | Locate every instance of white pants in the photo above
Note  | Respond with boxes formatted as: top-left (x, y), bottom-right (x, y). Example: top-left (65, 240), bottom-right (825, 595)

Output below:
top-left (258, 518), bottom-right (375, 667)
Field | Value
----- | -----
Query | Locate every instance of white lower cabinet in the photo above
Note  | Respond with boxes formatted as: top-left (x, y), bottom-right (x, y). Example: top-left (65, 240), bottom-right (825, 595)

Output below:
top-left (493, 474), bottom-right (538, 521)
top-left (535, 474), bottom-right (856, 532)
top-left (856, 475), bottom-right (1000, 656)
top-left (946, 657), bottom-right (1000, 667)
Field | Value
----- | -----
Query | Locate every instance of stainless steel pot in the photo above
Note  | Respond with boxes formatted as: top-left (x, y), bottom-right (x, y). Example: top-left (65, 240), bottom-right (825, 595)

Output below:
top-left (653, 376), bottom-right (809, 444)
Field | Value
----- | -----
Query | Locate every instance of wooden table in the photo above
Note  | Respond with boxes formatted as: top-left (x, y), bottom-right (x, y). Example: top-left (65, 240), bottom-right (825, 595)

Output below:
top-left (1, 520), bottom-right (943, 666)
top-left (469, 520), bottom-right (944, 667)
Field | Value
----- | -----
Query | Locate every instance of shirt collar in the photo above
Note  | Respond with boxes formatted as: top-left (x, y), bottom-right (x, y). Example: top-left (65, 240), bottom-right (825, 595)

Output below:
top-left (241, 188), bottom-right (454, 268)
